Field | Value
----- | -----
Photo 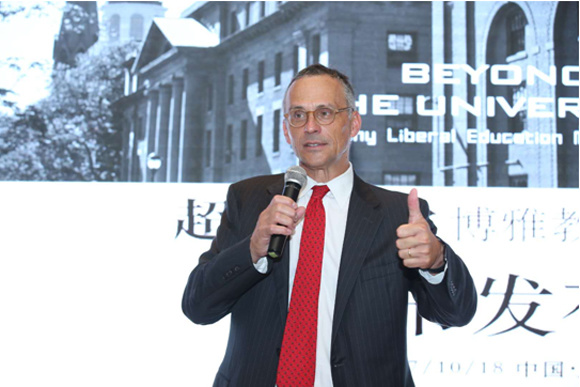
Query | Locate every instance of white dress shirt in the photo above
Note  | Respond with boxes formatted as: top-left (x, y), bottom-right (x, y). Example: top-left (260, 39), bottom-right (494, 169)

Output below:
top-left (255, 164), bottom-right (445, 386)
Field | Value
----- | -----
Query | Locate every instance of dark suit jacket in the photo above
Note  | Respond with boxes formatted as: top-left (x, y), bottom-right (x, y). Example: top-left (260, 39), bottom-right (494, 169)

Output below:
top-left (182, 173), bottom-right (477, 387)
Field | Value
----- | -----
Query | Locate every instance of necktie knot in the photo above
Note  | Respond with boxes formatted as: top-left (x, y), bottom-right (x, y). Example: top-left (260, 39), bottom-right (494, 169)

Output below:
top-left (311, 185), bottom-right (329, 200)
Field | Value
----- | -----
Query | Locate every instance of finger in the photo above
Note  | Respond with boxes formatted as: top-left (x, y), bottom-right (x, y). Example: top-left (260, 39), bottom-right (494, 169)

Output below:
top-left (398, 246), bottom-right (430, 265)
top-left (407, 188), bottom-right (424, 224)
top-left (269, 223), bottom-right (295, 236)
top-left (396, 236), bottom-right (421, 250)
top-left (294, 206), bottom-right (306, 223)
top-left (397, 250), bottom-right (424, 267)
top-left (396, 223), bottom-right (424, 239)
top-left (271, 212), bottom-right (297, 230)
top-left (272, 194), bottom-right (298, 209)
top-left (398, 241), bottom-right (441, 270)
top-left (269, 201), bottom-right (299, 220)
top-left (256, 206), bottom-right (295, 236)
top-left (397, 243), bottom-right (424, 257)
top-left (400, 257), bottom-right (426, 269)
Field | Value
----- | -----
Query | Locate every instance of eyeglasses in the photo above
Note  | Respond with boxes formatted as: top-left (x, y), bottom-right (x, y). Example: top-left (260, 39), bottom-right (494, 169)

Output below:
top-left (284, 107), bottom-right (354, 127)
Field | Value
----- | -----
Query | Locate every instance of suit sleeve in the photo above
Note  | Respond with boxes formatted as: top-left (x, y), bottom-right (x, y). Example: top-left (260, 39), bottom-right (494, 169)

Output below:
top-left (182, 184), bottom-right (270, 325)
top-left (408, 199), bottom-right (478, 327)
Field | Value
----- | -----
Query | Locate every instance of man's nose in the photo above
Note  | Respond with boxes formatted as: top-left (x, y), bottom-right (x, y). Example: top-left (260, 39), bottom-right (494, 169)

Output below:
top-left (304, 111), bottom-right (321, 133)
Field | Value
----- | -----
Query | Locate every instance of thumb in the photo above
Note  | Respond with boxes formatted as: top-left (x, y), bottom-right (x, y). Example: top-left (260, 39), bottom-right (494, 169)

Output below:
top-left (408, 188), bottom-right (423, 224)
top-left (295, 206), bottom-right (306, 223)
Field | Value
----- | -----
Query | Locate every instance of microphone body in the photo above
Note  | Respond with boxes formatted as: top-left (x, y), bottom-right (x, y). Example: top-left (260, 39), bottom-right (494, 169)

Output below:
top-left (267, 166), bottom-right (307, 259)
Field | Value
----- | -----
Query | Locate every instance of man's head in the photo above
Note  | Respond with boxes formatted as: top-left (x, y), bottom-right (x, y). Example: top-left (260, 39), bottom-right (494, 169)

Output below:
top-left (283, 64), bottom-right (361, 183)
top-left (284, 64), bottom-right (357, 110)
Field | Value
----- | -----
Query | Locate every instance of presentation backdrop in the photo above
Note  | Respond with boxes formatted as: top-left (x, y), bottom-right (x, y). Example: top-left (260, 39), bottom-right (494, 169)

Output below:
top-left (0, 1), bottom-right (578, 387)
top-left (0, 184), bottom-right (577, 387)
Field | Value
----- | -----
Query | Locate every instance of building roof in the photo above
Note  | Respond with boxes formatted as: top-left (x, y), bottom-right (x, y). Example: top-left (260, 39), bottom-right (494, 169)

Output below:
top-left (179, 1), bottom-right (208, 18)
top-left (153, 17), bottom-right (218, 48)
top-left (132, 17), bottom-right (217, 73)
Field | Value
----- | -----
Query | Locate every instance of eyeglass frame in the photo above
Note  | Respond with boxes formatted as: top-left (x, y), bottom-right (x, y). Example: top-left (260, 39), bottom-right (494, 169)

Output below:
top-left (283, 106), bottom-right (354, 127)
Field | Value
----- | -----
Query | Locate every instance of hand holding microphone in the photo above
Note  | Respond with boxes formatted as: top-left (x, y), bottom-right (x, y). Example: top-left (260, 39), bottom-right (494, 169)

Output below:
top-left (250, 166), bottom-right (307, 263)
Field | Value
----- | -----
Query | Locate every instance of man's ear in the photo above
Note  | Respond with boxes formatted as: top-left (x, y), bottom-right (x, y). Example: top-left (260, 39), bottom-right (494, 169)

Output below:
top-left (349, 111), bottom-right (362, 138)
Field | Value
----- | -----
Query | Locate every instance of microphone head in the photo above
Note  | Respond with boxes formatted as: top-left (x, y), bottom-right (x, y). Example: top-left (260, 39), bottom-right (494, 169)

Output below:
top-left (284, 165), bottom-right (307, 188)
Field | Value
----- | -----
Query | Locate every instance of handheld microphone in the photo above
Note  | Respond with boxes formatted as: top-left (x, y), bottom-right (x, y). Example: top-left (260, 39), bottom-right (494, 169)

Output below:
top-left (267, 165), bottom-right (307, 259)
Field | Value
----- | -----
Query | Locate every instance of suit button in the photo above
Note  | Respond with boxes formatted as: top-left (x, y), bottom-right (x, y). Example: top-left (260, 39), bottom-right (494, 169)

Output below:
top-left (449, 281), bottom-right (457, 296)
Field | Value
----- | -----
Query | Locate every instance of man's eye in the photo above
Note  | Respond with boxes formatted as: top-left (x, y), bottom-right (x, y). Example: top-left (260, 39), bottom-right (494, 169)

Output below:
top-left (292, 111), bottom-right (306, 120)
top-left (318, 108), bottom-right (332, 118)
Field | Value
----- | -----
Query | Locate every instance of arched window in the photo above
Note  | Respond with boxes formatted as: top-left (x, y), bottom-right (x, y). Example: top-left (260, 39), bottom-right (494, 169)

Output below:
top-left (109, 14), bottom-right (120, 41)
top-left (505, 7), bottom-right (527, 56)
top-left (130, 14), bottom-right (144, 41)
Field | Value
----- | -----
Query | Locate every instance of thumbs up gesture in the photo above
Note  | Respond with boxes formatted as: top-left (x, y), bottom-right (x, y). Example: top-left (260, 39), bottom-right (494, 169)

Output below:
top-left (396, 188), bottom-right (445, 271)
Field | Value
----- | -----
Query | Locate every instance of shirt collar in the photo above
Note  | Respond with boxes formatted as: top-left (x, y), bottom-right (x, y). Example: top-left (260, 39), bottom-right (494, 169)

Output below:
top-left (299, 163), bottom-right (354, 210)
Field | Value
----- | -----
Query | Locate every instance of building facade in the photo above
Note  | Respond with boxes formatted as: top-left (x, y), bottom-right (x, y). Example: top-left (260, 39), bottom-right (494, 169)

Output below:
top-left (115, 1), bottom-right (433, 184)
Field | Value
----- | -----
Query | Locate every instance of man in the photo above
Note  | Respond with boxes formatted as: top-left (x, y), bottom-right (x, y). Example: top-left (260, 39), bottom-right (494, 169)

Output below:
top-left (182, 64), bottom-right (477, 387)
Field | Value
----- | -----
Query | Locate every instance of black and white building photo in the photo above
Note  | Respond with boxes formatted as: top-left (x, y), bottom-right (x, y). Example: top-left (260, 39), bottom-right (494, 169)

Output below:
top-left (1, 1), bottom-right (578, 186)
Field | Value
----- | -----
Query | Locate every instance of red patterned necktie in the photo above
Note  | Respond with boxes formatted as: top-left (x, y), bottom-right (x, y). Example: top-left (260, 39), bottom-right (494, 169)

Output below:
top-left (277, 185), bottom-right (330, 387)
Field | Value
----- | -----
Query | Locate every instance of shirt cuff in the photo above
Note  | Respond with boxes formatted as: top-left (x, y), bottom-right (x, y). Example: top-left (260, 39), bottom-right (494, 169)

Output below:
top-left (419, 261), bottom-right (447, 285)
top-left (253, 256), bottom-right (269, 274)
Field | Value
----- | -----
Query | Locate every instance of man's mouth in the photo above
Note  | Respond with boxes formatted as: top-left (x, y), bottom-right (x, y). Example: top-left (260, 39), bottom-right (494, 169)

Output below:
top-left (304, 142), bottom-right (326, 148)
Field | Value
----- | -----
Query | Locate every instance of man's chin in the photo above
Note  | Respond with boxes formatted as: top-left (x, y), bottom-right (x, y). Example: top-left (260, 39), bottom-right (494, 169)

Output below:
top-left (298, 158), bottom-right (328, 171)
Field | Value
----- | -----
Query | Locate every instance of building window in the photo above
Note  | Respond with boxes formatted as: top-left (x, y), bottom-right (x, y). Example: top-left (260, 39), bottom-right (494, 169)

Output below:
top-left (391, 95), bottom-right (414, 115)
top-left (509, 174), bottom-right (528, 187)
top-left (256, 115), bottom-right (263, 157)
top-left (230, 11), bottom-right (238, 35)
top-left (386, 32), bottom-right (417, 66)
top-left (383, 173), bottom-right (419, 186)
top-left (205, 130), bottom-right (212, 167)
top-left (137, 116), bottom-right (145, 140)
top-left (109, 14), bottom-right (120, 41)
top-left (228, 74), bottom-right (234, 105)
top-left (130, 14), bottom-right (144, 41)
top-left (275, 52), bottom-right (282, 86)
top-left (226, 125), bottom-right (233, 163)
top-left (273, 109), bottom-right (281, 152)
top-left (258, 60), bottom-right (265, 93)
top-left (245, 2), bottom-right (251, 27)
top-left (242, 68), bottom-right (249, 100)
top-left (241, 120), bottom-right (248, 160)
top-left (506, 8), bottom-right (527, 56)
top-left (260, 1), bottom-right (266, 18)
top-left (509, 83), bottom-right (527, 133)
top-left (385, 95), bottom-right (416, 131)
top-left (207, 83), bottom-right (213, 112)
top-left (293, 45), bottom-right (299, 75)
top-left (311, 34), bottom-right (320, 65)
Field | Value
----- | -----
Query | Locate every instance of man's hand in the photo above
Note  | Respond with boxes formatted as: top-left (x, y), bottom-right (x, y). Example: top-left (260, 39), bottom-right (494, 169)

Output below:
top-left (396, 188), bottom-right (445, 271)
top-left (250, 195), bottom-right (306, 263)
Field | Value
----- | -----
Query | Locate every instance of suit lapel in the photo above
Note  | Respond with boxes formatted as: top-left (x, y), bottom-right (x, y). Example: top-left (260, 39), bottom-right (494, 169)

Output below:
top-left (266, 179), bottom-right (291, 325)
top-left (332, 174), bottom-right (382, 344)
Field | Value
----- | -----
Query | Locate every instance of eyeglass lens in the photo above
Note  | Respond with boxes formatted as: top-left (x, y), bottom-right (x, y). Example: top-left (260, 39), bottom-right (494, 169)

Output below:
top-left (289, 107), bottom-right (337, 126)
